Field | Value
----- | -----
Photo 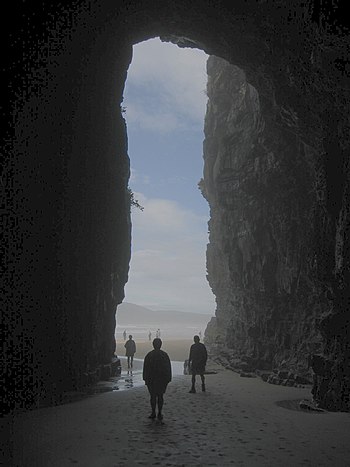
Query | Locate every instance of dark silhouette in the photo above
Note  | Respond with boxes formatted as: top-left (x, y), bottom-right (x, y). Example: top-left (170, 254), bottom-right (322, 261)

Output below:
top-left (143, 338), bottom-right (172, 421)
top-left (148, 331), bottom-right (152, 341)
top-left (123, 329), bottom-right (127, 340)
top-left (124, 335), bottom-right (136, 369)
top-left (188, 335), bottom-right (208, 393)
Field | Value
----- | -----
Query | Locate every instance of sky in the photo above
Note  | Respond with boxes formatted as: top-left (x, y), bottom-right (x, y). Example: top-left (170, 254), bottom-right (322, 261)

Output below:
top-left (122, 38), bottom-right (216, 315)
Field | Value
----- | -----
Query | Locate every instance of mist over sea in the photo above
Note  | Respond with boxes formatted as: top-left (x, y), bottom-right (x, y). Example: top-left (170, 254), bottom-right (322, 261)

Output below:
top-left (115, 323), bottom-right (204, 341)
top-left (115, 302), bottom-right (213, 341)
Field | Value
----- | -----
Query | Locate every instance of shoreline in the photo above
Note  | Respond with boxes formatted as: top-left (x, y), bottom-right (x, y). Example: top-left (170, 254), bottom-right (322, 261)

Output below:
top-left (116, 338), bottom-right (194, 361)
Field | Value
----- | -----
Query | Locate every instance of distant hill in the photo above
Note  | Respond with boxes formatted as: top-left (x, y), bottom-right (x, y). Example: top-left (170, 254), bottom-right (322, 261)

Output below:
top-left (115, 302), bottom-right (213, 339)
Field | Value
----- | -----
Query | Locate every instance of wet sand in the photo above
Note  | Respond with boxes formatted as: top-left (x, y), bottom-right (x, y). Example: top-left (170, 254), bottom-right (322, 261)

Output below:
top-left (116, 338), bottom-right (193, 362)
top-left (11, 360), bottom-right (350, 466)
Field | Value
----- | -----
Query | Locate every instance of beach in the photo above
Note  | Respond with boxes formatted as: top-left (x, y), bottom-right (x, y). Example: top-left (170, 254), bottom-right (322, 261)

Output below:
top-left (116, 338), bottom-right (193, 362)
top-left (10, 360), bottom-right (350, 466)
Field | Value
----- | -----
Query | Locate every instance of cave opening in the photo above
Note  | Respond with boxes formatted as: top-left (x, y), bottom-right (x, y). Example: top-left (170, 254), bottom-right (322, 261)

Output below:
top-left (115, 38), bottom-right (216, 357)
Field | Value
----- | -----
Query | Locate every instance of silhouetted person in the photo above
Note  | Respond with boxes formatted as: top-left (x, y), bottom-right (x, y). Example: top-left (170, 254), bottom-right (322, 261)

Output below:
top-left (188, 335), bottom-right (208, 393)
top-left (124, 335), bottom-right (136, 369)
top-left (143, 338), bottom-right (172, 421)
top-left (148, 331), bottom-right (152, 341)
top-left (123, 329), bottom-right (127, 340)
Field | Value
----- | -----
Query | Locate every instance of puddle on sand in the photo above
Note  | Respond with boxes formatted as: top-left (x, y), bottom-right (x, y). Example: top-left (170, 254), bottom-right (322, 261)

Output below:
top-left (110, 357), bottom-right (184, 392)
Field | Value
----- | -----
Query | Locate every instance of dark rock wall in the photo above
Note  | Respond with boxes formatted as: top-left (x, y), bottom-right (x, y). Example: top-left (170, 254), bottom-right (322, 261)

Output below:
top-left (202, 46), bottom-right (350, 409)
top-left (202, 56), bottom-right (328, 375)
top-left (3, 0), bottom-right (349, 413)
top-left (4, 4), bottom-right (133, 411)
top-left (200, 20), bottom-right (350, 410)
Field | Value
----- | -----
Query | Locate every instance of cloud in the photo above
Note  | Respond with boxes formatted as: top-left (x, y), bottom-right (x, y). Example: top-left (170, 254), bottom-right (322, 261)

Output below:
top-left (130, 168), bottom-right (150, 185)
top-left (130, 192), bottom-right (208, 238)
top-left (126, 102), bottom-right (185, 133)
top-left (123, 38), bottom-right (208, 132)
top-left (124, 193), bottom-right (216, 314)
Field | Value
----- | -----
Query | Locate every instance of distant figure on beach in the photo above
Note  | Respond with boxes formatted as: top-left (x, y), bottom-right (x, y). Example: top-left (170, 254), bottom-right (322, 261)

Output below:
top-left (123, 329), bottom-right (127, 340)
top-left (188, 335), bottom-right (208, 393)
top-left (124, 335), bottom-right (136, 369)
top-left (148, 331), bottom-right (152, 341)
top-left (143, 338), bottom-right (172, 421)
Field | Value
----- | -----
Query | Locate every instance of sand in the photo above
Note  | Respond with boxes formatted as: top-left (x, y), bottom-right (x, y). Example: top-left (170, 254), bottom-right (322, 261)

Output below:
top-left (116, 338), bottom-right (193, 362)
top-left (9, 361), bottom-right (350, 467)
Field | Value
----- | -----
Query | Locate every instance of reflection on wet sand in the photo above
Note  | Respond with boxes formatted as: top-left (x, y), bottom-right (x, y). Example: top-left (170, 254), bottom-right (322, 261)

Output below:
top-left (112, 357), bottom-right (184, 392)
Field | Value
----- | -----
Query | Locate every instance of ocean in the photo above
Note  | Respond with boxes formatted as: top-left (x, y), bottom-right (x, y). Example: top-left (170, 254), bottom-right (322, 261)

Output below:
top-left (115, 323), bottom-right (205, 341)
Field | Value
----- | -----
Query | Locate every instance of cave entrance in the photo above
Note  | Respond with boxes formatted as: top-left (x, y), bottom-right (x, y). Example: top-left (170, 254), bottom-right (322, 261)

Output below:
top-left (115, 38), bottom-right (216, 362)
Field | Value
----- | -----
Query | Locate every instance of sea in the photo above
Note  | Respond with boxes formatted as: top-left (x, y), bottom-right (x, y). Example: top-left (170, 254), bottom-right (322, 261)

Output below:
top-left (115, 324), bottom-right (204, 341)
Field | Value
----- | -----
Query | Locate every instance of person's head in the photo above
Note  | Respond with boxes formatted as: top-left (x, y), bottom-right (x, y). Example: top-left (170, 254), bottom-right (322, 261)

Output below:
top-left (194, 335), bottom-right (200, 343)
top-left (153, 338), bottom-right (162, 350)
top-left (129, 335), bottom-right (132, 339)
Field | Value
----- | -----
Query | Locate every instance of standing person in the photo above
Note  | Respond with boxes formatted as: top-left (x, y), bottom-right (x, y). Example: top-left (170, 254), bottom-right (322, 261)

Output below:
top-left (188, 335), bottom-right (208, 393)
top-left (123, 329), bottom-right (127, 340)
top-left (148, 331), bottom-right (152, 341)
top-left (124, 335), bottom-right (136, 369)
top-left (143, 338), bottom-right (172, 421)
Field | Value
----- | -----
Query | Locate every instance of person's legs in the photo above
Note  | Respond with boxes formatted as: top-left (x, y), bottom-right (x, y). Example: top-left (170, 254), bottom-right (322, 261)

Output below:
top-left (157, 395), bottom-right (164, 419)
top-left (130, 355), bottom-right (133, 368)
top-left (200, 373), bottom-right (205, 391)
top-left (189, 373), bottom-right (196, 393)
top-left (127, 356), bottom-right (130, 368)
top-left (149, 393), bottom-right (156, 418)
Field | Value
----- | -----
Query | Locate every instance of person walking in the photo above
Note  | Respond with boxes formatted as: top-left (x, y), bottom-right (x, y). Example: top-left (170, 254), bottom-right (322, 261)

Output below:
top-left (143, 338), bottom-right (172, 421)
top-left (123, 329), bottom-right (127, 340)
top-left (124, 335), bottom-right (136, 369)
top-left (188, 335), bottom-right (208, 393)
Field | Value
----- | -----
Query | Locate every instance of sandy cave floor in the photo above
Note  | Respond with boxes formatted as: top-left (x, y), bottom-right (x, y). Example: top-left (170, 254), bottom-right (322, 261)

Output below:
top-left (10, 360), bottom-right (350, 467)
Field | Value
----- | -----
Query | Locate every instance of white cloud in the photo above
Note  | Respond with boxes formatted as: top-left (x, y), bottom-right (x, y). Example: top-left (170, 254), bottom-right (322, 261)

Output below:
top-left (124, 193), bottom-right (216, 314)
top-left (130, 168), bottom-right (150, 185)
top-left (124, 38), bottom-right (208, 132)
top-left (130, 192), bottom-right (207, 238)
top-left (126, 102), bottom-right (184, 133)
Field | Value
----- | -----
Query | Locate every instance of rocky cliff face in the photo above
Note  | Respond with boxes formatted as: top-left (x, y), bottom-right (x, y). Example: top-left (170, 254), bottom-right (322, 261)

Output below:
top-left (202, 55), bottom-right (350, 410)
top-left (203, 56), bottom-right (324, 370)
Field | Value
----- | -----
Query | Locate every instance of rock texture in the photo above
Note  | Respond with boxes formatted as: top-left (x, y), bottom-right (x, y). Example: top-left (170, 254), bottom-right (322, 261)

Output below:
top-left (3, 0), bottom-right (350, 414)
top-left (202, 56), bottom-right (325, 372)
top-left (202, 54), bottom-right (350, 410)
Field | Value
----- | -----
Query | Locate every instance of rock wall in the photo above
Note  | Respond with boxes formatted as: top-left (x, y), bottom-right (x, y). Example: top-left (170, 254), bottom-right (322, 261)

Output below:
top-left (3, 4), bottom-right (133, 412)
top-left (202, 56), bottom-right (326, 373)
top-left (202, 54), bottom-right (350, 410)
top-left (3, 0), bottom-right (350, 413)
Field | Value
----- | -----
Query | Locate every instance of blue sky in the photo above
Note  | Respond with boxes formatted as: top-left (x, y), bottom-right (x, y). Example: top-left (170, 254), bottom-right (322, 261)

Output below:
top-left (123, 38), bottom-right (215, 315)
